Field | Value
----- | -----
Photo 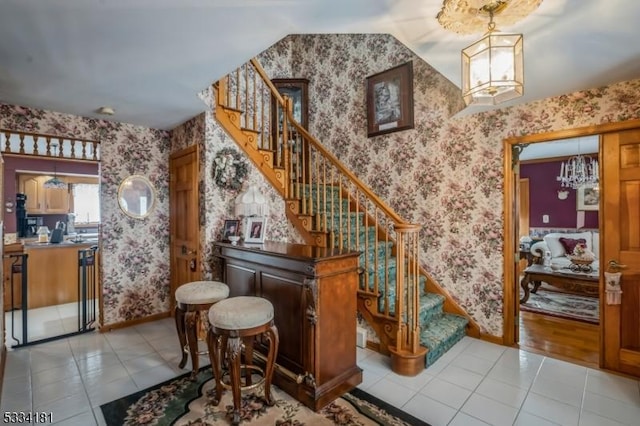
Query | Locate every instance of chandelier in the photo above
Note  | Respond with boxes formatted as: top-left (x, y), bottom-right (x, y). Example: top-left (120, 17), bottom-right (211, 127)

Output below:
top-left (557, 154), bottom-right (599, 189)
top-left (43, 143), bottom-right (67, 190)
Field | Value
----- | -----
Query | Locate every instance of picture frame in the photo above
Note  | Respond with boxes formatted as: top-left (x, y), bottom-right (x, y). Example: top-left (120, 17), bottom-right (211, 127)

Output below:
top-left (245, 216), bottom-right (267, 244)
top-left (222, 219), bottom-right (240, 242)
top-left (577, 186), bottom-right (599, 211)
top-left (366, 61), bottom-right (414, 137)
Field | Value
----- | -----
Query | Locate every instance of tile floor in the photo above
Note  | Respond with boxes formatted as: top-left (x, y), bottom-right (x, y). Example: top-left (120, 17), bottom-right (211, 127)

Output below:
top-left (4, 300), bottom-right (99, 348)
top-left (1, 317), bottom-right (639, 425)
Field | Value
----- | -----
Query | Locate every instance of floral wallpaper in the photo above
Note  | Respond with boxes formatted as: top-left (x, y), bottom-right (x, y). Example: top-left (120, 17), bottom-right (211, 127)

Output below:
top-left (0, 103), bottom-right (171, 327)
top-left (3, 33), bottom-right (640, 337)
top-left (171, 87), bottom-right (304, 283)
top-left (249, 34), bottom-right (640, 336)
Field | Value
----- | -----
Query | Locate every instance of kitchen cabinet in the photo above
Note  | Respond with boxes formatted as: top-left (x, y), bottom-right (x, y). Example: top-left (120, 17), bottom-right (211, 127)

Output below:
top-left (18, 174), bottom-right (71, 214)
top-left (214, 241), bottom-right (362, 411)
top-left (3, 243), bottom-right (24, 311)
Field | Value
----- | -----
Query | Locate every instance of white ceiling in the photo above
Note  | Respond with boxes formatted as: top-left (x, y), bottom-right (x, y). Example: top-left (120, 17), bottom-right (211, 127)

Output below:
top-left (1, 0), bottom-right (639, 131)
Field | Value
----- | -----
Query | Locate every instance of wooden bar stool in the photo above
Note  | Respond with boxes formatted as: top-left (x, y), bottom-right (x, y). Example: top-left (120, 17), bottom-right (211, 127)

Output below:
top-left (207, 296), bottom-right (279, 426)
top-left (175, 280), bottom-right (229, 380)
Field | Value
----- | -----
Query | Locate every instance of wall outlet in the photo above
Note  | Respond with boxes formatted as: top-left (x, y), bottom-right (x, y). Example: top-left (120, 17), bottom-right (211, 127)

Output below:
top-left (356, 327), bottom-right (367, 348)
top-left (543, 214), bottom-right (549, 223)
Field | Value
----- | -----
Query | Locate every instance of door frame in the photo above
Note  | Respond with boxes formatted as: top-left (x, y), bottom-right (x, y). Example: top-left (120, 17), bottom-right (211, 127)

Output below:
top-left (502, 118), bottom-right (640, 353)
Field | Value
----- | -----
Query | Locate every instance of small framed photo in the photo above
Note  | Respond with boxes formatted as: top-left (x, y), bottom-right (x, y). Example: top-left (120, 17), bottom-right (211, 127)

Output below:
top-left (245, 216), bottom-right (267, 244)
top-left (366, 61), bottom-right (414, 138)
top-left (222, 219), bottom-right (240, 241)
top-left (577, 186), bottom-right (599, 211)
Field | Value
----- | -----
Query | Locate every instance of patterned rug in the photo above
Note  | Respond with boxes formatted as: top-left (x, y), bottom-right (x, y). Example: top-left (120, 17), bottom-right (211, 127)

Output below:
top-left (520, 284), bottom-right (599, 324)
top-left (100, 368), bottom-right (430, 425)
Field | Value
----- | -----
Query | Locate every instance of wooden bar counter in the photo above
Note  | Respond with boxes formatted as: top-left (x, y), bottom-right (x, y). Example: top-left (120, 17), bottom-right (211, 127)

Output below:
top-left (213, 241), bottom-right (362, 411)
top-left (24, 242), bottom-right (98, 309)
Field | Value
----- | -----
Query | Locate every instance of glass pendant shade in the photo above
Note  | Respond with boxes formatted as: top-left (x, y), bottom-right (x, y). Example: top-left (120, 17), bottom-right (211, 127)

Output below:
top-left (43, 176), bottom-right (67, 190)
top-left (462, 32), bottom-right (524, 106)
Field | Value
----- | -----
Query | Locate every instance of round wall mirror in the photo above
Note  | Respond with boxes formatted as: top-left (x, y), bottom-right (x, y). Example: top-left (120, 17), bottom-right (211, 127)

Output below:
top-left (118, 175), bottom-right (156, 219)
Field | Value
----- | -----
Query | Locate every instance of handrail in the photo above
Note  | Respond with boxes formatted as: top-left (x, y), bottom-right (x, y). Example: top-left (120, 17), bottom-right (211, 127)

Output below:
top-left (285, 116), bottom-right (406, 225)
top-left (213, 58), bottom-right (427, 374)
top-left (1, 129), bottom-right (100, 161)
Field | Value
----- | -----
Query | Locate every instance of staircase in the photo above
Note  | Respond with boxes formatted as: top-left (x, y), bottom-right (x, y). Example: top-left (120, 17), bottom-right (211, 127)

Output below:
top-left (212, 59), bottom-right (479, 375)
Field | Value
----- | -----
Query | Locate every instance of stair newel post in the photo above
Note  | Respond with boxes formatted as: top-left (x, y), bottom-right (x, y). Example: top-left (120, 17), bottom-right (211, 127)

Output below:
top-left (389, 223), bottom-right (427, 376)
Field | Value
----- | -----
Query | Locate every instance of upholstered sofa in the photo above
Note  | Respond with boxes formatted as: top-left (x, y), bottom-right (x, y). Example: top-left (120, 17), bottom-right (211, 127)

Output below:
top-left (530, 230), bottom-right (599, 270)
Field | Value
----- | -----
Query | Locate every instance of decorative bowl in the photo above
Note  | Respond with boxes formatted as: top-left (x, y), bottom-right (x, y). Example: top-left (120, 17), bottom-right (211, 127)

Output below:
top-left (228, 236), bottom-right (241, 245)
top-left (550, 263), bottom-right (563, 271)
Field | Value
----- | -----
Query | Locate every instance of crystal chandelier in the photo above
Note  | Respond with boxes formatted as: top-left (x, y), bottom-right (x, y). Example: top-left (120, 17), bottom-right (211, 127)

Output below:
top-left (461, 1), bottom-right (524, 106)
top-left (557, 154), bottom-right (599, 189)
top-left (43, 143), bottom-right (67, 190)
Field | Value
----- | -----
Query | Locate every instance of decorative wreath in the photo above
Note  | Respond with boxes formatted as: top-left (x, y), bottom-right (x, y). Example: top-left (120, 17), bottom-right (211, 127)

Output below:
top-left (213, 148), bottom-right (248, 191)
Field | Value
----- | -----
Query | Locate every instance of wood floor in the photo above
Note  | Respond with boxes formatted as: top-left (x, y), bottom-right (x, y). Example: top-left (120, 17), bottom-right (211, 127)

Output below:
top-left (518, 310), bottom-right (599, 369)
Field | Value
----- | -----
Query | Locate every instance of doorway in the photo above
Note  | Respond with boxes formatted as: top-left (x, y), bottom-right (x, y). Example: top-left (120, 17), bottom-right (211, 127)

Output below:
top-left (504, 120), bottom-right (640, 371)
top-left (515, 136), bottom-right (601, 366)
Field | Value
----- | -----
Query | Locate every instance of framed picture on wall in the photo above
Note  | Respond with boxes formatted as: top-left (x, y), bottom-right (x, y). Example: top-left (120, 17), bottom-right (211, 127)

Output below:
top-left (366, 61), bottom-right (414, 137)
top-left (577, 186), bottom-right (599, 211)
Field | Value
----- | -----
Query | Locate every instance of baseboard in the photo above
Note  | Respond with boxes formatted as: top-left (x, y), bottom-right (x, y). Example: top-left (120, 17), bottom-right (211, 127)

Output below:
top-left (99, 311), bottom-right (171, 332)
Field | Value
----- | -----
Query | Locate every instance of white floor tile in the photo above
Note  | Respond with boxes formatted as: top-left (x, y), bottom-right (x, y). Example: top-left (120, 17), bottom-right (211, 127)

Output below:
top-left (581, 390), bottom-right (640, 425)
top-left (531, 374), bottom-right (585, 407)
top-left (437, 364), bottom-right (484, 390)
top-left (418, 377), bottom-right (472, 409)
top-left (402, 393), bottom-right (457, 426)
top-left (514, 411), bottom-right (562, 425)
top-left (364, 377), bottom-right (415, 408)
top-left (385, 369), bottom-right (435, 392)
top-left (521, 392), bottom-right (580, 426)
top-left (449, 412), bottom-right (492, 425)
top-left (450, 352), bottom-right (496, 376)
top-left (2, 316), bottom-right (639, 426)
top-left (578, 410), bottom-right (628, 426)
top-left (461, 393), bottom-right (520, 426)
top-left (475, 377), bottom-right (528, 408)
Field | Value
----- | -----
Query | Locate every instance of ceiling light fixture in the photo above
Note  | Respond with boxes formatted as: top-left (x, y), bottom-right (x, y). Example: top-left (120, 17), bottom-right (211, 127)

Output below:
top-left (97, 106), bottom-right (115, 115)
top-left (557, 149), bottom-right (599, 190)
top-left (43, 143), bottom-right (68, 190)
top-left (461, 1), bottom-right (524, 106)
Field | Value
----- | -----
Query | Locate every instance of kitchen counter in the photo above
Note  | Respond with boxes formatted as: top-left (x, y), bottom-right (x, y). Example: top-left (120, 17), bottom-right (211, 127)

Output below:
top-left (23, 243), bottom-right (100, 309)
top-left (24, 240), bottom-right (99, 248)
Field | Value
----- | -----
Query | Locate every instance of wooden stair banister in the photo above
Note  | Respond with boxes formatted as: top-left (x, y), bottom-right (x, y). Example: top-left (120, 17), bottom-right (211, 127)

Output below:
top-left (212, 58), bottom-right (479, 375)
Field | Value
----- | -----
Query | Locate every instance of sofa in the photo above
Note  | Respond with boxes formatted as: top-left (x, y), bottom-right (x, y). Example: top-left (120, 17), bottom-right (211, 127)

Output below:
top-left (530, 230), bottom-right (599, 270)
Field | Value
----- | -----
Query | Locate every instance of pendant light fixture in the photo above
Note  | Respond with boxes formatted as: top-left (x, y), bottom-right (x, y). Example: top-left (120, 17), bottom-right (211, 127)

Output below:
top-left (43, 143), bottom-right (68, 190)
top-left (461, 1), bottom-right (524, 106)
top-left (556, 141), bottom-right (599, 189)
top-left (437, 0), bottom-right (542, 106)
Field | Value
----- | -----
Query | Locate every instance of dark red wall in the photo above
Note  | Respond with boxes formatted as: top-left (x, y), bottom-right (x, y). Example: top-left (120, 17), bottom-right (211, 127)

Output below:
top-left (3, 156), bottom-right (99, 233)
top-left (521, 159), bottom-right (598, 229)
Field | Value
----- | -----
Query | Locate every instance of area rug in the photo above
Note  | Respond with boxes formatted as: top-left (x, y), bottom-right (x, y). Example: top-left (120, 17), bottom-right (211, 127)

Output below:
top-left (101, 368), bottom-right (430, 425)
top-left (520, 285), bottom-right (599, 324)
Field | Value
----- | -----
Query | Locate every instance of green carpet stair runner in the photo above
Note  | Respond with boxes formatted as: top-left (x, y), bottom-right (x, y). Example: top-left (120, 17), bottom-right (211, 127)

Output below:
top-left (309, 185), bottom-right (468, 367)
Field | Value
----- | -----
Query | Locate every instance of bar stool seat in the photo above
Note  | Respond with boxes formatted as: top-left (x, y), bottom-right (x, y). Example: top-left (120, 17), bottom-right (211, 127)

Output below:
top-left (207, 296), bottom-right (279, 426)
top-left (175, 280), bottom-right (229, 380)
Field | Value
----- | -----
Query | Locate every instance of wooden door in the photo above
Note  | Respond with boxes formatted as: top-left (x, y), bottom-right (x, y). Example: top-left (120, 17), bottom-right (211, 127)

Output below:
top-left (169, 145), bottom-right (200, 309)
top-left (602, 129), bottom-right (640, 377)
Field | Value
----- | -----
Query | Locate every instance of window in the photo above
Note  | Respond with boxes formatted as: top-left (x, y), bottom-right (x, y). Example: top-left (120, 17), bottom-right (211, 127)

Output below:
top-left (72, 183), bottom-right (100, 223)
